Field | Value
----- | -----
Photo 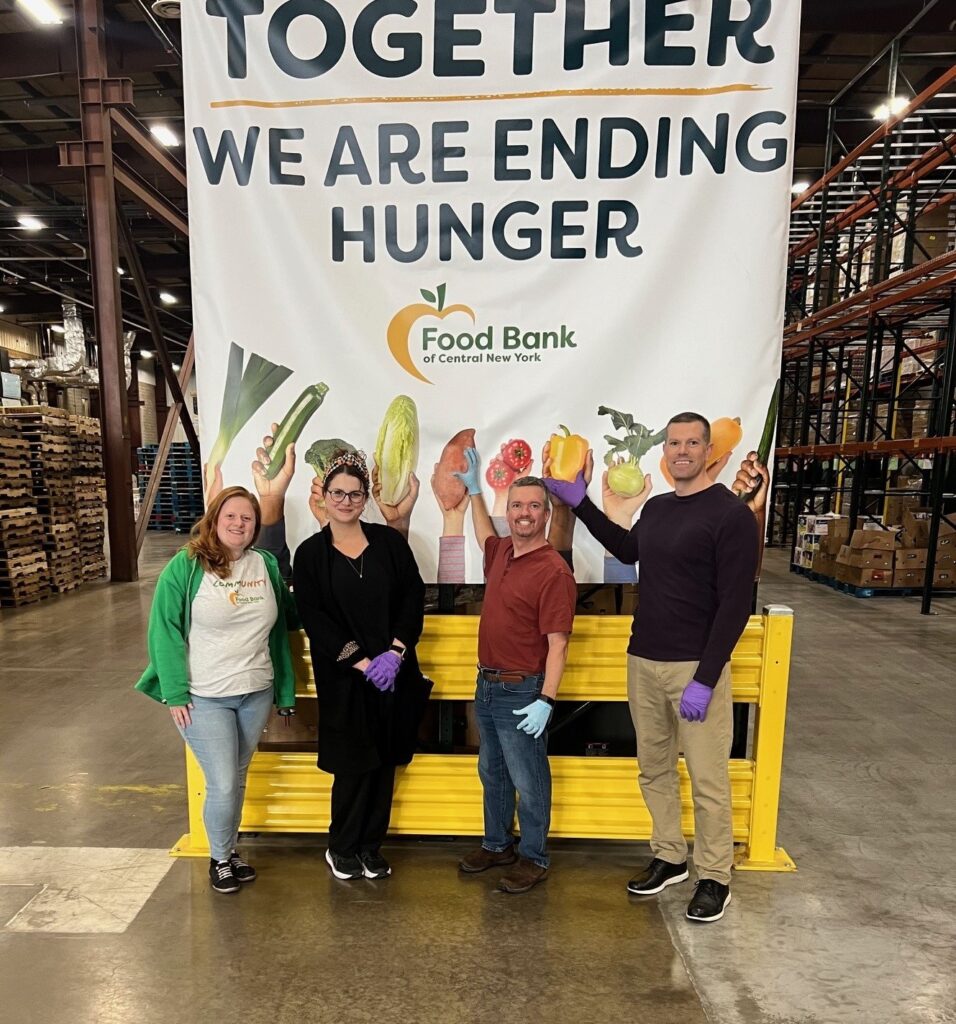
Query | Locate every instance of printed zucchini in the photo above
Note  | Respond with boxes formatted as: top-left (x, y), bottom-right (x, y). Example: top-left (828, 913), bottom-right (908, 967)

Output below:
top-left (264, 383), bottom-right (330, 480)
top-left (742, 380), bottom-right (780, 503)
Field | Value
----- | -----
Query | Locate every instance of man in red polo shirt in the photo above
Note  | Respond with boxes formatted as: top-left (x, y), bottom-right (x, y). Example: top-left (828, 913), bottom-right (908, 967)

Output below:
top-left (452, 453), bottom-right (577, 894)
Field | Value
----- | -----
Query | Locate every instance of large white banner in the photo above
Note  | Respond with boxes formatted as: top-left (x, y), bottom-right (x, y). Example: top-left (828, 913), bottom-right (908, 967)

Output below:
top-left (183, 1), bottom-right (798, 582)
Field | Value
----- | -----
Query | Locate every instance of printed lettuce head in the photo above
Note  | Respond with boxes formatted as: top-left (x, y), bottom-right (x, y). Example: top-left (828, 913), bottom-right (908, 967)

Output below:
top-left (374, 395), bottom-right (419, 505)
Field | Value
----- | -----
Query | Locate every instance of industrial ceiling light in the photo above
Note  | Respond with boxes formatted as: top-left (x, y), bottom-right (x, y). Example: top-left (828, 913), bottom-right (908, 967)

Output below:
top-left (117, 266), bottom-right (126, 275)
top-left (172, 363), bottom-right (181, 371)
top-left (0, 305), bottom-right (6, 314)
top-left (139, 350), bottom-right (153, 358)
top-left (50, 324), bottom-right (65, 334)
top-left (150, 124), bottom-right (180, 147)
top-left (16, 0), bottom-right (64, 26)
top-left (151, 0), bottom-right (181, 18)
top-left (873, 95), bottom-right (909, 120)
top-left (791, 180), bottom-right (810, 195)
top-left (159, 291), bottom-right (176, 304)
top-left (17, 215), bottom-right (45, 231)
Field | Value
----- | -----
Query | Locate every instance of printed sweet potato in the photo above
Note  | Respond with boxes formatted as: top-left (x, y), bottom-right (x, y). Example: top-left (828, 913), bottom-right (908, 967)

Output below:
top-left (435, 428), bottom-right (476, 510)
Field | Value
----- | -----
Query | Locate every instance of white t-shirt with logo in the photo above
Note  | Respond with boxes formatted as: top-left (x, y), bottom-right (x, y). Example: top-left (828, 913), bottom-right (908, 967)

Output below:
top-left (187, 549), bottom-right (278, 698)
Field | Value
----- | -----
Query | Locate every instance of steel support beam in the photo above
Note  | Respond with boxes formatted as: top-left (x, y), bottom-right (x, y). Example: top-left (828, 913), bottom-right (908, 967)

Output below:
top-left (116, 208), bottom-right (198, 454)
top-left (71, 0), bottom-right (137, 582)
top-left (136, 338), bottom-right (196, 554)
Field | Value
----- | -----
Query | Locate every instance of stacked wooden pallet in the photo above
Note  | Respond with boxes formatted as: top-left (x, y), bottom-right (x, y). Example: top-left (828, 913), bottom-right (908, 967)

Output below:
top-left (5, 406), bottom-right (82, 595)
top-left (0, 508), bottom-right (50, 607)
top-left (0, 416), bottom-right (52, 607)
top-left (0, 419), bottom-right (33, 511)
top-left (69, 414), bottom-right (107, 581)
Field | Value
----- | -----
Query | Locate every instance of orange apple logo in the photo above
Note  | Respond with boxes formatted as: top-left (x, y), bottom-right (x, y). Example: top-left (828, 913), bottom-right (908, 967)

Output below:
top-left (387, 283), bottom-right (475, 384)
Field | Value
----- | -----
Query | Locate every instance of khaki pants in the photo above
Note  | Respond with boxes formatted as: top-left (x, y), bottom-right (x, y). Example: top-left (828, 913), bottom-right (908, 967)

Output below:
top-left (627, 655), bottom-right (734, 885)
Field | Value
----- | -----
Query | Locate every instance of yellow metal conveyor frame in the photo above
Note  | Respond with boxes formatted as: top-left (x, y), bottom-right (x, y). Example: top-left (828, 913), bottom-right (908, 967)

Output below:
top-left (173, 604), bottom-right (795, 871)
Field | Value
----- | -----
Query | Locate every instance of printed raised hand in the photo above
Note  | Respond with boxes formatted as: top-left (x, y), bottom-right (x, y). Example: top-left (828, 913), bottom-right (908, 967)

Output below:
top-left (432, 463), bottom-right (470, 536)
top-left (252, 421), bottom-right (296, 525)
top-left (309, 476), bottom-right (329, 528)
top-left (602, 463), bottom-right (652, 528)
top-left (372, 464), bottom-right (420, 539)
top-left (732, 451), bottom-right (770, 511)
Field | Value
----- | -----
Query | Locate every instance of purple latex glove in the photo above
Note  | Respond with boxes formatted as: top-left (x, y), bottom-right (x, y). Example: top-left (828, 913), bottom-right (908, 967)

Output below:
top-left (364, 651), bottom-right (401, 692)
top-left (543, 471), bottom-right (587, 509)
top-left (679, 680), bottom-right (714, 722)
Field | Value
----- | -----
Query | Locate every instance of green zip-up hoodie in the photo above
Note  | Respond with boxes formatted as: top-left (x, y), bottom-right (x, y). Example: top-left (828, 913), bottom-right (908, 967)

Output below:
top-left (135, 547), bottom-right (299, 708)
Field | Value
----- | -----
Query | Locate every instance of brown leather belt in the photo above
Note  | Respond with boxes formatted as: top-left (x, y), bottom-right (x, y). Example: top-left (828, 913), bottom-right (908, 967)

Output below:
top-left (478, 666), bottom-right (534, 683)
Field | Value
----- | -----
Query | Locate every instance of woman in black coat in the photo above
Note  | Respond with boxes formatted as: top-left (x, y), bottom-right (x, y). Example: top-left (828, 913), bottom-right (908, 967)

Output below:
top-left (292, 449), bottom-right (429, 881)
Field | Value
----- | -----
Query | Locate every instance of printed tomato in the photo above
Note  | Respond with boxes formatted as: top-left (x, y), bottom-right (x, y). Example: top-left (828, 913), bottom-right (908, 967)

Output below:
top-left (500, 438), bottom-right (532, 472)
top-left (485, 457), bottom-right (515, 490)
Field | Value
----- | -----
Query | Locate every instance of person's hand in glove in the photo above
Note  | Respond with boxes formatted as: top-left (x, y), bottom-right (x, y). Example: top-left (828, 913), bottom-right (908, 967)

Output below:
top-left (543, 470), bottom-right (587, 509)
top-left (364, 651), bottom-right (402, 692)
top-left (513, 699), bottom-right (552, 739)
top-left (679, 680), bottom-right (713, 722)
top-left (453, 447), bottom-right (483, 496)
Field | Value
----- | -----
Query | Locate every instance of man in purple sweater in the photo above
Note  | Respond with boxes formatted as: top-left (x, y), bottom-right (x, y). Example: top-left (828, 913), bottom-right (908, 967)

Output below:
top-left (544, 412), bottom-right (758, 923)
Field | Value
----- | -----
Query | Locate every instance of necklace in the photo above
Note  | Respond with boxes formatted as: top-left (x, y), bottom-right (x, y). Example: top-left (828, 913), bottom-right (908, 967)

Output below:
top-left (342, 551), bottom-right (364, 579)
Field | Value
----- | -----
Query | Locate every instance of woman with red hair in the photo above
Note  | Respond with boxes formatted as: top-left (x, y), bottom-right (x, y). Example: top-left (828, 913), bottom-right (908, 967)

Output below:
top-left (136, 486), bottom-right (298, 894)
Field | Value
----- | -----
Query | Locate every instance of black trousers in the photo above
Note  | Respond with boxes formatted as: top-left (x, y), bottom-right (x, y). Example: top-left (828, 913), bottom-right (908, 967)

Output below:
top-left (329, 764), bottom-right (397, 856)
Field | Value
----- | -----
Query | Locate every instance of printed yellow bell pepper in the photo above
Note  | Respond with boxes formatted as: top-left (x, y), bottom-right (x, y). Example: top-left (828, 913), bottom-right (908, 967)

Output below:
top-left (548, 425), bottom-right (589, 482)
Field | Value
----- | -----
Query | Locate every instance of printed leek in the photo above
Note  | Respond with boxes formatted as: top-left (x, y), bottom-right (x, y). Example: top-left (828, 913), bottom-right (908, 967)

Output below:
top-left (205, 342), bottom-right (293, 492)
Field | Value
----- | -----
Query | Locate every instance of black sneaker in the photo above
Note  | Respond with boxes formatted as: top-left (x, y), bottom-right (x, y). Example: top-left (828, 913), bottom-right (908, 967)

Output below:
top-left (686, 879), bottom-right (732, 922)
top-left (358, 850), bottom-right (392, 879)
top-left (325, 848), bottom-right (364, 880)
top-left (626, 858), bottom-right (689, 895)
top-left (228, 851), bottom-right (256, 883)
top-left (209, 858), bottom-right (240, 894)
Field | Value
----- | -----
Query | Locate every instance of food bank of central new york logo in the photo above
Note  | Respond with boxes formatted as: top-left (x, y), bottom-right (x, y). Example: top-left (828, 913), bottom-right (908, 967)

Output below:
top-left (387, 283), bottom-right (578, 384)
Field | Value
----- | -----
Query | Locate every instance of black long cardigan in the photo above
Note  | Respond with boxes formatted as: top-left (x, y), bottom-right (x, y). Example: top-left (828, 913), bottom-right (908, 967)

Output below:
top-left (292, 522), bottom-right (431, 774)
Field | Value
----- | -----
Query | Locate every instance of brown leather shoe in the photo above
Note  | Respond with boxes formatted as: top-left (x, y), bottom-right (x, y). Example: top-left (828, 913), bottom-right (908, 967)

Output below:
top-left (458, 845), bottom-right (517, 873)
top-left (497, 857), bottom-right (549, 893)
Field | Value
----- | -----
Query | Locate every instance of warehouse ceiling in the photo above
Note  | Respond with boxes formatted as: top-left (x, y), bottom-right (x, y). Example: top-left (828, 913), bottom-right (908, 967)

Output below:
top-left (0, 0), bottom-right (953, 356)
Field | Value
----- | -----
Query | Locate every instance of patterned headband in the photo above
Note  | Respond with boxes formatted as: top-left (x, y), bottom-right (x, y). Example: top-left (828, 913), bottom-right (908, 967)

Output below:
top-left (323, 449), bottom-right (369, 486)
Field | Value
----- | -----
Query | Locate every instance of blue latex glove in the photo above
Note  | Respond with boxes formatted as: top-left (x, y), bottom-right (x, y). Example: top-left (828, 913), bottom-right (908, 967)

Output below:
top-left (679, 680), bottom-right (714, 722)
top-left (513, 699), bottom-right (552, 739)
top-left (452, 447), bottom-right (482, 496)
top-left (364, 651), bottom-right (402, 692)
top-left (543, 471), bottom-right (587, 509)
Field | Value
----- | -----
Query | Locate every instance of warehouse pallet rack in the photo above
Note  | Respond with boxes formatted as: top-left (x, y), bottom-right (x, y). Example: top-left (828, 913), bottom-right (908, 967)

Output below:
top-left (137, 442), bottom-right (203, 533)
top-left (771, 37), bottom-right (956, 613)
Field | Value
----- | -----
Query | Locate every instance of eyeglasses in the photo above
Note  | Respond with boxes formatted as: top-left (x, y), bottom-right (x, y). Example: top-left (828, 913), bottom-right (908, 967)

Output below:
top-left (327, 488), bottom-right (367, 504)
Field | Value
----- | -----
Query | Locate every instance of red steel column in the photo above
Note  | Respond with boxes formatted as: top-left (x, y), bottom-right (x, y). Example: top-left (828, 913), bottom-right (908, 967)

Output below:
top-left (73, 0), bottom-right (137, 580)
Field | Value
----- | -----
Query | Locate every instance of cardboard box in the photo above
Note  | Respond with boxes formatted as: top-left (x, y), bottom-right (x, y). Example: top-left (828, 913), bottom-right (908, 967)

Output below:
top-left (842, 566), bottom-right (894, 588)
top-left (846, 548), bottom-right (894, 569)
top-left (902, 508), bottom-right (956, 547)
top-left (934, 552), bottom-right (956, 571)
top-left (811, 552), bottom-right (837, 577)
top-left (883, 495), bottom-right (920, 528)
top-left (893, 568), bottom-right (926, 588)
top-left (895, 548), bottom-right (928, 570)
top-left (933, 568), bottom-right (955, 588)
top-left (821, 532), bottom-right (848, 555)
top-left (849, 528), bottom-right (897, 550)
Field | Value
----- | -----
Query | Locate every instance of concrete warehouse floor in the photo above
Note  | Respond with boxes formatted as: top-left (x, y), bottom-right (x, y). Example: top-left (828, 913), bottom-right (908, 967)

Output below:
top-left (0, 535), bottom-right (954, 1024)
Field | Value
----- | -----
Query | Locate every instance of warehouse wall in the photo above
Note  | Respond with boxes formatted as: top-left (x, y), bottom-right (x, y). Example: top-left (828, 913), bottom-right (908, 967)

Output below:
top-left (135, 363), bottom-right (199, 446)
top-left (0, 319), bottom-right (40, 358)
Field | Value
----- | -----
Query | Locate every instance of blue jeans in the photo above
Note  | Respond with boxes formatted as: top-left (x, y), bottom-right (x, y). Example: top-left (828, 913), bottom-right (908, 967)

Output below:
top-left (475, 673), bottom-right (552, 868)
top-left (175, 688), bottom-right (274, 861)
